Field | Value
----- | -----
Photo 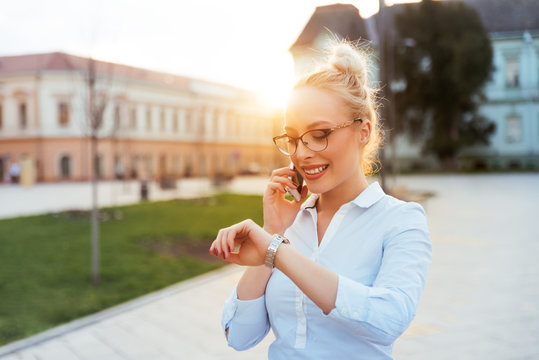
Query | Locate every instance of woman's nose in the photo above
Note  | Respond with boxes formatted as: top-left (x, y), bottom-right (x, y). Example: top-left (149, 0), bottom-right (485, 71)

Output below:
top-left (294, 139), bottom-right (313, 159)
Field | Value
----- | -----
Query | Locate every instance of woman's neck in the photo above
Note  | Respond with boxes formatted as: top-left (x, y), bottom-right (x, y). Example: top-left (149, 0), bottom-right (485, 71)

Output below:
top-left (317, 172), bottom-right (370, 214)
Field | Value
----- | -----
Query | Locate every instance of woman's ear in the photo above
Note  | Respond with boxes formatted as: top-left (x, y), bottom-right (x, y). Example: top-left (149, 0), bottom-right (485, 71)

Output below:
top-left (358, 119), bottom-right (371, 146)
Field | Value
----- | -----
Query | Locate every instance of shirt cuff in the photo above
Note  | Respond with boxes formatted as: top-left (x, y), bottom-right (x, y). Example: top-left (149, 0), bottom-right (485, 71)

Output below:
top-left (333, 274), bottom-right (370, 321)
top-left (221, 287), bottom-right (267, 333)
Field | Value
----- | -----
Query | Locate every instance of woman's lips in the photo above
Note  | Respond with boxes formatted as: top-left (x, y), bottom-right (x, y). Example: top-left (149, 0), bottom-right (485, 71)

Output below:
top-left (301, 164), bottom-right (329, 180)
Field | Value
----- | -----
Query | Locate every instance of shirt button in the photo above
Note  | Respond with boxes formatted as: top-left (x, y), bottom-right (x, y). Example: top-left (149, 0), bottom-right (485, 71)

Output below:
top-left (353, 312), bottom-right (360, 319)
top-left (341, 308), bottom-right (348, 316)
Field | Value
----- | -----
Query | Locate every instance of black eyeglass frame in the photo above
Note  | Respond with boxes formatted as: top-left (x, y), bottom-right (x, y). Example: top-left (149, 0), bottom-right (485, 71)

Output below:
top-left (272, 118), bottom-right (363, 156)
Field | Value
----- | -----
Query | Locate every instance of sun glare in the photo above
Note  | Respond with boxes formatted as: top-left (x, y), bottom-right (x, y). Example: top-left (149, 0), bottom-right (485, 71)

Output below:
top-left (257, 81), bottom-right (294, 110)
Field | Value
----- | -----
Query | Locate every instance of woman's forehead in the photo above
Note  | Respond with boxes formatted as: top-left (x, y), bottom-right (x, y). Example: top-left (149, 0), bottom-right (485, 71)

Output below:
top-left (285, 87), bottom-right (348, 131)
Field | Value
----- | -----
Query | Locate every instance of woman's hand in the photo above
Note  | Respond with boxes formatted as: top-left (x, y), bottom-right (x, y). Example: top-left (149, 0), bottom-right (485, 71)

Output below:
top-left (263, 167), bottom-right (309, 235)
top-left (209, 219), bottom-right (272, 266)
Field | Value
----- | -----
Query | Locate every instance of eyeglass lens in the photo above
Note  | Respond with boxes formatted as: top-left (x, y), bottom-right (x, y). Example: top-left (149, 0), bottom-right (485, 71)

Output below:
top-left (276, 130), bottom-right (328, 155)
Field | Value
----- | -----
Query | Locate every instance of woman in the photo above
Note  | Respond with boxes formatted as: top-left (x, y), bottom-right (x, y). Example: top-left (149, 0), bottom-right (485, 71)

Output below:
top-left (209, 42), bottom-right (432, 359)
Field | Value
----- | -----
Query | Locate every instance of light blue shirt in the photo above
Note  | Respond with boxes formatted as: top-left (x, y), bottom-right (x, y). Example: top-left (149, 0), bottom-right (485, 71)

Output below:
top-left (222, 182), bottom-right (432, 359)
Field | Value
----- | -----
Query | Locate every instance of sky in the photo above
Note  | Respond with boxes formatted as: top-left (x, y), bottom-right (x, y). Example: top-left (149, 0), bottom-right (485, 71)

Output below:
top-left (0, 0), bottom-right (418, 107)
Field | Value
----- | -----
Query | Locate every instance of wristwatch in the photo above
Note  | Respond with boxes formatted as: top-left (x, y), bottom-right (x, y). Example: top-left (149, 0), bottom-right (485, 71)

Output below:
top-left (264, 234), bottom-right (290, 268)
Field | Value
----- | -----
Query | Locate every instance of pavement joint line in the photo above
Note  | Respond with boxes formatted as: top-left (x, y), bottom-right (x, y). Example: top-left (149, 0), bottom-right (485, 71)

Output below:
top-left (0, 264), bottom-right (242, 358)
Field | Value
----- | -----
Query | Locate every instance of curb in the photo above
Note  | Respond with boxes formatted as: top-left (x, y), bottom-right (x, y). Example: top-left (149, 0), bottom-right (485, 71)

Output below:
top-left (0, 265), bottom-right (241, 358)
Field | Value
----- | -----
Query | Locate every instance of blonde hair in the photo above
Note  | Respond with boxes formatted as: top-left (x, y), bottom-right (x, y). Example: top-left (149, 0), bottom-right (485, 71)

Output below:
top-left (294, 41), bottom-right (383, 175)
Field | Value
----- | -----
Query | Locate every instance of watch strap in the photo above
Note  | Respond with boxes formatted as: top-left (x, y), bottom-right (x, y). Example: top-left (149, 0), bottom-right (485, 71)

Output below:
top-left (264, 234), bottom-right (290, 268)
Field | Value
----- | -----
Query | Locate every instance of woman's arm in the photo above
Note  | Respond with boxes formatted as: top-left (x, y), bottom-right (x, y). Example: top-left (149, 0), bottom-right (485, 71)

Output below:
top-left (274, 244), bottom-right (338, 314)
top-left (236, 265), bottom-right (272, 300)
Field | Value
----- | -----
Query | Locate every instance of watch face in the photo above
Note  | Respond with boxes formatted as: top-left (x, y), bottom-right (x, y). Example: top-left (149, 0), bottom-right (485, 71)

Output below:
top-left (265, 235), bottom-right (288, 268)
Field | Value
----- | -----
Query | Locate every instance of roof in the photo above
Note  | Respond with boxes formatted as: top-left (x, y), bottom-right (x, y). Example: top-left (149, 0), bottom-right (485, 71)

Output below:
top-left (290, 0), bottom-right (539, 51)
top-left (290, 3), bottom-right (370, 50)
top-left (0, 52), bottom-right (250, 98)
top-left (456, 0), bottom-right (539, 34)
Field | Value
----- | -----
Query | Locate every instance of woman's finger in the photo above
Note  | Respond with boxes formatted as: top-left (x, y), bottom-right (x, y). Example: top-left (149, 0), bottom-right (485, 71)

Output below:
top-left (209, 239), bottom-right (220, 256)
top-left (266, 182), bottom-right (287, 194)
top-left (225, 253), bottom-right (241, 265)
top-left (300, 184), bottom-right (309, 201)
top-left (270, 167), bottom-right (296, 179)
top-left (216, 228), bottom-right (229, 259)
top-left (225, 228), bottom-right (238, 258)
top-left (270, 175), bottom-right (298, 190)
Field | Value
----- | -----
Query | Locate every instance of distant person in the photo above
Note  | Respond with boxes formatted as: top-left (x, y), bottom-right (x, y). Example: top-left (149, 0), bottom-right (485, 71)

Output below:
top-left (9, 162), bottom-right (20, 184)
top-left (209, 41), bottom-right (432, 359)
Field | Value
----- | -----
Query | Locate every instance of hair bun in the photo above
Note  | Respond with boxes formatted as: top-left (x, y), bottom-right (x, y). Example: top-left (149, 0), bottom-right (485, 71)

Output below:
top-left (328, 43), bottom-right (368, 86)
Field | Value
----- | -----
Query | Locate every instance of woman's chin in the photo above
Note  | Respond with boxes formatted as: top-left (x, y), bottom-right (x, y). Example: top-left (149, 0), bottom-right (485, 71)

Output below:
top-left (304, 181), bottom-right (329, 196)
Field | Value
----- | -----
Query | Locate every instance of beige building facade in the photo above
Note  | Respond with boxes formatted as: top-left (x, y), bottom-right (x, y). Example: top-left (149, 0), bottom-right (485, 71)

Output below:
top-left (0, 52), bottom-right (286, 183)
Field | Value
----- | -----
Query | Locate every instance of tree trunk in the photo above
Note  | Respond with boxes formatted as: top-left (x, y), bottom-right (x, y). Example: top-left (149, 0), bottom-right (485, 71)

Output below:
top-left (442, 155), bottom-right (458, 171)
top-left (91, 133), bottom-right (99, 286)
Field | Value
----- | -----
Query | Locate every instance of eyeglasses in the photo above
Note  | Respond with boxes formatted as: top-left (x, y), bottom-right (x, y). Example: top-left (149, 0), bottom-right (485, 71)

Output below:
top-left (273, 118), bottom-right (363, 156)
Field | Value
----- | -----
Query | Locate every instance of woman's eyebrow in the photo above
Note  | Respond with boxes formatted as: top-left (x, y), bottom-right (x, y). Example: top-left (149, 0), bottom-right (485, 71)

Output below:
top-left (284, 120), bottom-right (333, 132)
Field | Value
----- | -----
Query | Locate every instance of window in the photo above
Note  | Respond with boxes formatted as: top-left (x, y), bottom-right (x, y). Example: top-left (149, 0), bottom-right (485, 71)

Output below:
top-left (58, 102), bottom-right (70, 126)
top-left (160, 108), bottom-right (166, 131)
top-left (173, 111), bottom-right (179, 132)
top-left (0, 103), bottom-right (3, 130)
top-left (60, 155), bottom-right (71, 179)
top-left (505, 58), bottom-right (519, 88)
top-left (197, 108), bottom-right (205, 134)
top-left (146, 106), bottom-right (152, 131)
top-left (506, 115), bottom-right (522, 143)
top-left (131, 155), bottom-right (140, 179)
top-left (227, 111), bottom-right (235, 136)
top-left (146, 155), bottom-right (153, 178)
top-left (173, 155), bottom-right (180, 175)
top-left (185, 109), bottom-right (192, 133)
top-left (96, 155), bottom-right (104, 179)
top-left (114, 104), bottom-right (121, 130)
top-left (19, 103), bottom-right (27, 129)
top-left (213, 109), bottom-right (220, 136)
top-left (130, 106), bottom-right (137, 130)
top-left (114, 155), bottom-right (125, 179)
top-left (199, 154), bottom-right (206, 176)
top-left (159, 154), bottom-right (166, 177)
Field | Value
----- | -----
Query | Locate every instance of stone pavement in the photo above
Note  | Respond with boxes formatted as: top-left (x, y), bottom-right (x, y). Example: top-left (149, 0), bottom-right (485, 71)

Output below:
top-left (0, 266), bottom-right (272, 360)
top-left (1, 173), bottom-right (538, 359)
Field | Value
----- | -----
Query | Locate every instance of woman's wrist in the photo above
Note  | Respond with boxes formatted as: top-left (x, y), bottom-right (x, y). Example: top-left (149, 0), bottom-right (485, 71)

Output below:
top-left (273, 240), bottom-right (292, 270)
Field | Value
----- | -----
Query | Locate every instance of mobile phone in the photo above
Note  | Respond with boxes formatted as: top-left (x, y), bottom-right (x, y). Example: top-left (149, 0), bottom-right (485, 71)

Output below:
top-left (285, 162), bottom-right (303, 202)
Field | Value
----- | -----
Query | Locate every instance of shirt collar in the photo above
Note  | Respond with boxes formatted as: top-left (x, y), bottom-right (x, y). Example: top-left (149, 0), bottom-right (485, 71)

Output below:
top-left (300, 181), bottom-right (385, 211)
top-left (301, 193), bottom-right (319, 210)
top-left (351, 181), bottom-right (386, 208)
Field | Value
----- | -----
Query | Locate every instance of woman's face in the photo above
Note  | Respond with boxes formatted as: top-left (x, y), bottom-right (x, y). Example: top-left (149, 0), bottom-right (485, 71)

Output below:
top-left (284, 86), bottom-right (370, 196)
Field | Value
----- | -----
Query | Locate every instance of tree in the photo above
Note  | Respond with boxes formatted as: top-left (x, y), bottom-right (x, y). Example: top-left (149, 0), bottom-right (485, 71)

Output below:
top-left (392, 0), bottom-right (495, 170)
top-left (85, 57), bottom-right (111, 286)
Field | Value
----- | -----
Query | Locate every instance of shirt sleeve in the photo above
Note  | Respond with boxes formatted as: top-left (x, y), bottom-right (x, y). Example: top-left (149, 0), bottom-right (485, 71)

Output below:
top-left (221, 286), bottom-right (271, 351)
top-left (327, 202), bottom-right (432, 346)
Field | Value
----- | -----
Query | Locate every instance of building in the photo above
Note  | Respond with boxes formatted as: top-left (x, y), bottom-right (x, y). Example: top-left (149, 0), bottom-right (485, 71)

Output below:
top-left (0, 52), bottom-right (285, 183)
top-left (457, 0), bottom-right (539, 170)
top-left (289, 1), bottom-right (539, 171)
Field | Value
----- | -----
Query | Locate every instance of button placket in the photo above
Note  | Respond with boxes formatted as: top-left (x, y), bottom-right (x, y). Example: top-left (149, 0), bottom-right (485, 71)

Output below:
top-left (294, 287), bottom-right (307, 348)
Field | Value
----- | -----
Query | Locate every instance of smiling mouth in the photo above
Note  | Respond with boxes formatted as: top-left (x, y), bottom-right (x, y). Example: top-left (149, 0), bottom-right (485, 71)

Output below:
top-left (303, 165), bottom-right (329, 175)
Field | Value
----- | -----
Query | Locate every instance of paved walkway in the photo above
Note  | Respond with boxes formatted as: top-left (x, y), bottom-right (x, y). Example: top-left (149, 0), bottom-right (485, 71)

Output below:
top-left (0, 177), bottom-right (268, 220)
top-left (1, 174), bottom-right (538, 359)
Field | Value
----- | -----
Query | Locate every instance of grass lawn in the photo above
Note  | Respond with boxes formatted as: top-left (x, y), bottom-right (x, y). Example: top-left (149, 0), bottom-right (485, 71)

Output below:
top-left (0, 193), bottom-right (263, 346)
